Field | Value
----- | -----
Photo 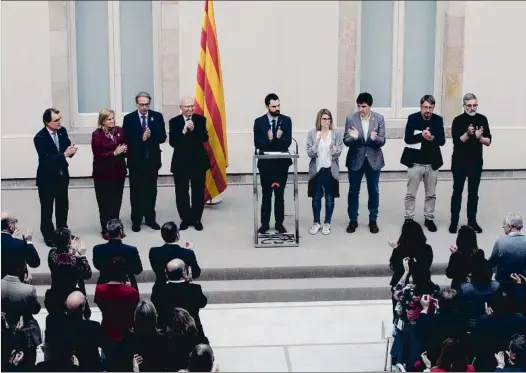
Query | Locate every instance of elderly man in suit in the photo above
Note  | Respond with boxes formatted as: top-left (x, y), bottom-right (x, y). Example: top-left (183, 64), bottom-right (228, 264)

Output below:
top-left (253, 93), bottom-right (293, 234)
top-left (343, 92), bottom-right (386, 234)
top-left (33, 108), bottom-right (78, 247)
top-left (169, 96), bottom-right (211, 231)
top-left (122, 92), bottom-right (167, 233)
top-left (1, 263), bottom-right (42, 369)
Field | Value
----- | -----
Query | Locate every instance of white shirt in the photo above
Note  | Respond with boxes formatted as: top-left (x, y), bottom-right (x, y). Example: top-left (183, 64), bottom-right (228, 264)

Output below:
top-left (316, 131), bottom-right (332, 171)
top-left (361, 115), bottom-right (370, 138)
top-left (47, 127), bottom-right (59, 149)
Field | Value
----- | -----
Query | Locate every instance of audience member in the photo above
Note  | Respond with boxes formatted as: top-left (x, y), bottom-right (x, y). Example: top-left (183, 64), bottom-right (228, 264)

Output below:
top-left (489, 213), bottom-right (526, 285)
top-left (422, 338), bottom-right (475, 372)
top-left (184, 344), bottom-right (218, 372)
top-left (149, 222), bottom-right (201, 304)
top-left (495, 334), bottom-right (526, 372)
top-left (446, 225), bottom-right (485, 289)
top-left (93, 218), bottom-right (143, 290)
top-left (1, 212), bottom-right (40, 282)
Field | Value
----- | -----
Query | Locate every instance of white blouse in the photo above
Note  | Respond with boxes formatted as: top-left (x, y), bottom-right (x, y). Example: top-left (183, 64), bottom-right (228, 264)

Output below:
top-left (316, 131), bottom-right (332, 171)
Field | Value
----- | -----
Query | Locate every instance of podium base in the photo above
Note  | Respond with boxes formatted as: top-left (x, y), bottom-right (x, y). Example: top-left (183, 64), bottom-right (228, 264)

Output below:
top-left (255, 232), bottom-right (299, 248)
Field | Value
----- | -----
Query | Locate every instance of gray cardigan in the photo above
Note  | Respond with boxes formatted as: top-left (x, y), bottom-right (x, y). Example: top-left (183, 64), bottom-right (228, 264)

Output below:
top-left (306, 128), bottom-right (344, 181)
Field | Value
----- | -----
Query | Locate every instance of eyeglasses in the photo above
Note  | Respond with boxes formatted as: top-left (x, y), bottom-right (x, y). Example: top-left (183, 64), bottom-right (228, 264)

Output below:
top-left (465, 104), bottom-right (478, 108)
top-left (181, 105), bottom-right (194, 109)
top-left (321, 117), bottom-right (332, 121)
top-left (137, 103), bottom-right (150, 107)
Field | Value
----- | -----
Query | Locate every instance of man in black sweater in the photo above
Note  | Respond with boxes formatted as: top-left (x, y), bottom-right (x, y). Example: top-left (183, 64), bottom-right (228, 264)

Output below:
top-left (403, 95), bottom-right (446, 232)
top-left (449, 93), bottom-right (492, 234)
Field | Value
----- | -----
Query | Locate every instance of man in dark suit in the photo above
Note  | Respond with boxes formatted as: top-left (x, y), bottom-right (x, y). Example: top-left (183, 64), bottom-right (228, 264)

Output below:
top-left (155, 259), bottom-right (208, 340)
top-left (122, 92), bottom-right (167, 232)
top-left (253, 93), bottom-right (293, 234)
top-left (169, 96), bottom-right (210, 231)
top-left (1, 212), bottom-right (40, 280)
top-left (33, 108), bottom-right (77, 246)
top-left (92, 218), bottom-right (143, 290)
top-left (149, 221), bottom-right (201, 304)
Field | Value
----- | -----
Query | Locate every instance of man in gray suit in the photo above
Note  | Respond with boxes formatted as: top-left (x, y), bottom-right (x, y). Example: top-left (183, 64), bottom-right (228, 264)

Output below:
top-left (1, 265), bottom-right (42, 369)
top-left (343, 92), bottom-right (386, 234)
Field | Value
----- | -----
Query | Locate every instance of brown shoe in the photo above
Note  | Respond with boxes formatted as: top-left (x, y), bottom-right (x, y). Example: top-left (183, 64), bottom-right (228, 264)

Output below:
top-left (346, 220), bottom-right (358, 233)
top-left (369, 221), bottom-right (379, 234)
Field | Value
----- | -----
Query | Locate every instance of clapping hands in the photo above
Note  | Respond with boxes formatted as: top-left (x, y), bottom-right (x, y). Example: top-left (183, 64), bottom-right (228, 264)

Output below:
top-left (422, 127), bottom-right (434, 141)
top-left (348, 126), bottom-right (359, 140)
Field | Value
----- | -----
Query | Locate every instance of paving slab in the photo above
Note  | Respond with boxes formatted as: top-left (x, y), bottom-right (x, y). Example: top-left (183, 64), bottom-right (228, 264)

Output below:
top-left (1, 179), bottom-right (523, 278)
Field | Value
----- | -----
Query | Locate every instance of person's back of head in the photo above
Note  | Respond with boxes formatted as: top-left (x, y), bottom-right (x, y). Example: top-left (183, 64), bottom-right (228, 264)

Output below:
top-left (54, 227), bottom-right (72, 251)
top-left (509, 334), bottom-right (526, 367)
top-left (167, 308), bottom-right (198, 338)
top-left (456, 225), bottom-right (478, 257)
top-left (409, 261), bottom-right (433, 294)
top-left (166, 259), bottom-right (187, 282)
top-left (470, 257), bottom-right (493, 286)
top-left (490, 287), bottom-right (517, 316)
top-left (435, 338), bottom-right (468, 372)
top-left (106, 218), bottom-right (124, 240)
top-left (161, 222), bottom-right (179, 244)
top-left (438, 288), bottom-right (459, 314)
top-left (65, 291), bottom-right (87, 320)
top-left (1, 212), bottom-right (16, 234)
top-left (398, 220), bottom-right (427, 249)
top-left (133, 300), bottom-right (159, 336)
top-left (187, 344), bottom-right (214, 372)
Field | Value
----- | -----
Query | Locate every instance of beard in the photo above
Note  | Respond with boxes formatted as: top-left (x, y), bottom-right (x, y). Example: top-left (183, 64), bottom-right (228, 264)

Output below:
top-left (466, 110), bottom-right (477, 117)
top-left (269, 110), bottom-right (280, 117)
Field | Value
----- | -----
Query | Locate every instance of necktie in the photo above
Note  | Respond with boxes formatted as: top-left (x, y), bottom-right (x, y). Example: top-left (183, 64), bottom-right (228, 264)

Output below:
top-left (271, 119), bottom-right (277, 137)
top-left (52, 132), bottom-right (60, 151)
top-left (141, 115), bottom-right (147, 131)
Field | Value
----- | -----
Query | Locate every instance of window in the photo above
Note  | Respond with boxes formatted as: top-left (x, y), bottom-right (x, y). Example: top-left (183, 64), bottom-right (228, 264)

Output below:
top-left (69, 0), bottom-right (160, 128)
top-left (357, 0), bottom-right (442, 119)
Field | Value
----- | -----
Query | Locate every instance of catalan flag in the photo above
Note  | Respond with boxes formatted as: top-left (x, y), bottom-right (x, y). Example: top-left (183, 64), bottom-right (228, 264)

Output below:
top-left (195, 0), bottom-right (228, 202)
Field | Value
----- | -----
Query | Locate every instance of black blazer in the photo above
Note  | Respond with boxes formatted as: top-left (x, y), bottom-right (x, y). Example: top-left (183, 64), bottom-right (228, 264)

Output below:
top-left (33, 127), bottom-right (72, 187)
top-left (389, 244), bottom-right (434, 287)
top-left (1, 233), bottom-right (41, 279)
top-left (122, 110), bottom-right (167, 171)
top-left (168, 114), bottom-right (210, 175)
top-left (92, 240), bottom-right (143, 286)
top-left (149, 243), bottom-right (201, 289)
top-left (253, 114), bottom-right (293, 172)
top-left (156, 282), bottom-right (208, 334)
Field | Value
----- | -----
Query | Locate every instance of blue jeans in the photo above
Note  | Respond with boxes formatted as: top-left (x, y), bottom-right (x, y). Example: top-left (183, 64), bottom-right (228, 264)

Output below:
top-left (312, 168), bottom-right (335, 224)
top-left (347, 158), bottom-right (380, 222)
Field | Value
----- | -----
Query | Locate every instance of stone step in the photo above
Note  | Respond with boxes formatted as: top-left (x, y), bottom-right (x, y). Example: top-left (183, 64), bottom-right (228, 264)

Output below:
top-left (29, 263), bottom-right (448, 286)
top-left (33, 275), bottom-right (451, 305)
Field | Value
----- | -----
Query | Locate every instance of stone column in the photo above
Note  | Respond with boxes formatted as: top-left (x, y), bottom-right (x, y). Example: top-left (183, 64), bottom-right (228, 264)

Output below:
top-left (160, 0), bottom-right (180, 121)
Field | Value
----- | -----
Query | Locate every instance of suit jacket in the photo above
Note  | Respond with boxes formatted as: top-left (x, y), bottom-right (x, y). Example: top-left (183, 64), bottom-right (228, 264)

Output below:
top-left (149, 243), bottom-right (201, 290)
top-left (92, 240), bottom-right (143, 286)
top-left (1, 233), bottom-right (40, 279)
top-left (1, 275), bottom-right (42, 347)
top-left (122, 110), bottom-right (167, 171)
top-left (34, 127), bottom-right (72, 187)
top-left (156, 281), bottom-right (208, 334)
top-left (343, 111), bottom-right (386, 171)
top-left (168, 114), bottom-right (211, 175)
top-left (253, 114), bottom-right (293, 172)
top-left (91, 126), bottom-right (127, 181)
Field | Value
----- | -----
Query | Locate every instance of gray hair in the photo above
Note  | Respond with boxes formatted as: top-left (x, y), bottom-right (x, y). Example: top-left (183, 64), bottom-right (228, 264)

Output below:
top-left (463, 93), bottom-right (477, 104)
top-left (134, 300), bottom-right (159, 334)
top-left (106, 218), bottom-right (124, 238)
top-left (505, 213), bottom-right (523, 230)
top-left (135, 91), bottom-right (151, 103)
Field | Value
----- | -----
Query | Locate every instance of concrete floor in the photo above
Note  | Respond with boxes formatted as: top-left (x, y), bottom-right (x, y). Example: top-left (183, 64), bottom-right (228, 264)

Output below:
top-left (2, 178), bottom-right (523, 275)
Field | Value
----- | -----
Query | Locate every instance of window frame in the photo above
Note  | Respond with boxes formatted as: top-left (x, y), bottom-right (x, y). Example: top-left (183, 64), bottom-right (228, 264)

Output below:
top-left (67, 0), bottom-right (162, 129)
top-left (355, 0), bottom-right (445, 120)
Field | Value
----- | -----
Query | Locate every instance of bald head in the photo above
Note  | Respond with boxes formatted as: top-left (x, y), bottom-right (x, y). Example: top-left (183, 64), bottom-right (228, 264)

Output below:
top-left (166, 259), bottom-right (186, 281)
top-left (66, 291), bottom-right (86, 312)
top-left (180, 96), bottom-right (195, 118)
top-left (1, 211), bottom-right (16, 233)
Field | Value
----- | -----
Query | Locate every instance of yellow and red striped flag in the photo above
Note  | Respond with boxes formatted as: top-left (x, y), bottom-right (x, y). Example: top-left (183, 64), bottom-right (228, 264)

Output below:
top-left (195, 0), bottom-right (228, 202)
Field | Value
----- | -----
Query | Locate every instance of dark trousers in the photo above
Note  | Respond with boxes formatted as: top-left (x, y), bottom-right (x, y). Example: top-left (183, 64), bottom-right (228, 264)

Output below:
top-left (174, 171), bottom-right (206, 223)
top-left (347, 158), bottom-right (380, 222)
top-left (94, 179), bottom-right (125, 232)
top-left (450, 163), bottom-right (482, 223)
top-left (260, 168), bottom-right (289, 228)
top-left (312, 168), bottom-right (335, 224)
top-left (129, 168), bottom-right (158, 226)
top-left (38, 177), bottom-right (69, 241)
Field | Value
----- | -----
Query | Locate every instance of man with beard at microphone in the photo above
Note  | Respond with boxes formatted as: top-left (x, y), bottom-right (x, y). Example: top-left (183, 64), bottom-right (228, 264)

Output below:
top-left (253, 93), bottom-right (293, 234)
top-left (169, 96), bottom-right (210, 231)
top-left (449, 93), bottom-right (492, 234)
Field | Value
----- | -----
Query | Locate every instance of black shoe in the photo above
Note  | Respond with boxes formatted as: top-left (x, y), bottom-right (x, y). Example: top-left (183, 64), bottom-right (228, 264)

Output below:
top-left (346, 220), bottom-right (358, 233)
top-left (449, 223), bottom-right (458, 234)
top-left (369, 221), bottom-right (379, 234)
top-left (275, 225), bottom-right (287, 234)
top-left (194, 222), bottom-right (203, 231)
top-left (132, 224), bottom-right (141, 232)
top-left (180, 221), bottom-right (190, 231)
top-left (425, 219), bottom-right (437, 232)
top-left (146, 221), bottom-right (161, 230)
top-left (258, 226), bottom-right (269, 234)
top-left (44, 239), bottom-right (55, 248)
top-left (468, 221), bottom-right (483, 233)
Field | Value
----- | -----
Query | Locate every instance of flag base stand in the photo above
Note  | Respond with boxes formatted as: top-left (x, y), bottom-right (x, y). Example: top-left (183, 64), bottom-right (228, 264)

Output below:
top-left (252, 151), bottom-right (300, 248)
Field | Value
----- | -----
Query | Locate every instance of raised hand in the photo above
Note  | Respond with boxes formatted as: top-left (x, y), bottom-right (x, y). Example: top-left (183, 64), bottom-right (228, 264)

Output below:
top-left (267, 128), bottom-right (273, 141)
top-left (348, 126), bottom-right (359, 139)
top-left (422, 127), bottom-right (434, 141)
top-left (277, 127), bottom-right (283, 139)
top-left (467, 124), bottom-right (475, 136)
top-left (475, 126), bottom-right (484, 139)
top-left (371, 126), bottom-right (378, 141)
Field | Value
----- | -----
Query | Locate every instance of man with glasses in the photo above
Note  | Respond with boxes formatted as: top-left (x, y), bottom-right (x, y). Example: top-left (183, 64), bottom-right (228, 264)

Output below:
top-left (123, 92), bottom-right (167, 232)
top-left (402, 95), bottom-right (446, 232)
top-left (34, 108), bottom-right (77, 246)
top-left (449, 93), bottom-right (492, 234)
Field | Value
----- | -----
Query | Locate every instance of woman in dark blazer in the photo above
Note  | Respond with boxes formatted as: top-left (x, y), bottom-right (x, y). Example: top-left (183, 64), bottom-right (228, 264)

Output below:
top-left (91, 108), bottom-right (128, 239)
top-left (446, 225), bottom-right (485, 289)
